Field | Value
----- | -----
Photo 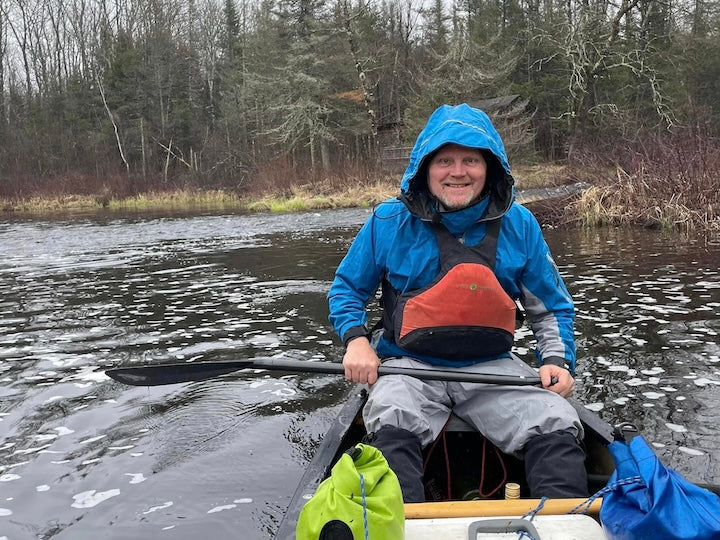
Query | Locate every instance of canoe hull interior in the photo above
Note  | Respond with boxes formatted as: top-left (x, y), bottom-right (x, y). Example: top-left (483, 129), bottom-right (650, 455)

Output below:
top-left (274, 388), bottom-right (616, 539)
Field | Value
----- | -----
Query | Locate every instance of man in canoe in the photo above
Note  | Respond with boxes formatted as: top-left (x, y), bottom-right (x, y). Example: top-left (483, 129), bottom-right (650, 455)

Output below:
top-left (327, 103), bottom-right (588, 503)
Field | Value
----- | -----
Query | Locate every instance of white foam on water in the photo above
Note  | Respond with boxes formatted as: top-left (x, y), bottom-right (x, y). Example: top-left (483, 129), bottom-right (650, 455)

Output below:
top-left (608, 365), bottom-right (629, 372)
top-left (264, 387), bottom-right (296, 397)
top-left (584, 403), bottom-right (604, 412)
top-left (641, 367), bottom-right (665, 375)
top-left (13, 444), bottom-right (52, 455)
top-left (143, 501), bottom-right (173, 514)
top-left (36, 485), bottom-right (50, 492)
top-left (233, 498), bottom-right (252, 503)
top-left (642, 403), bottom-right (655, 408)
top-left (162, 526), bottom-right (176, 531)
top-left (693, 378), bottom-right (720, 387)
top-left (125, 473), bottom-right (146, 484)
top-left (651, 442), bottom-right (666, 448)
top-left (55, 427), bottom-right (74, 436)
top-left (0, 508), bottom-right (12, 516)
top-left (626, 378), bottom-right (647, 386)
top-left (642, 392), bottom-right (665, 400)
top-left (81, 459), bottom-right (101, 465)
top-left (660, 386), bottom-right (677, 392)
top-left (79, 435), bottom-right (106, 444)
top-left (109, 445), bottom-right (135, 451)
top-left (0, 474), bottom-right (20, 482)
top-left (613, 397), bottom-right (629, 405)
top-left (44, 396), bottom-right (64, 404)
top-left (207, 504), bottom-right (236, 513)
top-left (676, 396), bottom-right (687, 401)
top-left (665, 423), bottom-right (688, 433)
top-left (679, 447), bottom-right (705, 456)
top-left (34, 434), bottom-right (58, 441)
top-left (71, 489), bottom-right (121, 508)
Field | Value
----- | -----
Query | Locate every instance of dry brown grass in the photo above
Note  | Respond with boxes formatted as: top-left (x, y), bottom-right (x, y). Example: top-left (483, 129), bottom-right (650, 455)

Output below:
top-left (571, 170), bottom-right (716, 231)
top-left (512, 163), bottom-right (571, 190)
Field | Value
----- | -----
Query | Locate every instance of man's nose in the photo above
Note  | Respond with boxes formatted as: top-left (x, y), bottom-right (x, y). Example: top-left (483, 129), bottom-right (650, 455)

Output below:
top-left (450, 161), bottom-right (465, 175)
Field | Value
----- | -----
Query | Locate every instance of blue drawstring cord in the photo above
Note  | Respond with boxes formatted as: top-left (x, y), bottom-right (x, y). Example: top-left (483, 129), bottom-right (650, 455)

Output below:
top-left (514, 496), bottom-right (547, 540)
top-left (512, 477), bottom-right (645, 540)
top-left (360, 472), bottom-right (369, 540)
top-left (569, 475), bottom-right (645, 515)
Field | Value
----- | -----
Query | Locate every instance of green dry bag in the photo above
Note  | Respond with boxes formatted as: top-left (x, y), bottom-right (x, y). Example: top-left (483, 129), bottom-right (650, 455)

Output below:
top-left (295, 443), bottom-right (405, 540)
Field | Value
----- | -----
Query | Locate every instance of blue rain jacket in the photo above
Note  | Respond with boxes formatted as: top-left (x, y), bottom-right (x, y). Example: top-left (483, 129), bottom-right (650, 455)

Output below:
top-left (328, 104), bottom-right (576, 371)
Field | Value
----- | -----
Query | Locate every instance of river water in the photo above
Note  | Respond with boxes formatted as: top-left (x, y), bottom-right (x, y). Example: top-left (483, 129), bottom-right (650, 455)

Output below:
top-left (0, 208), bottom-right (718, 539)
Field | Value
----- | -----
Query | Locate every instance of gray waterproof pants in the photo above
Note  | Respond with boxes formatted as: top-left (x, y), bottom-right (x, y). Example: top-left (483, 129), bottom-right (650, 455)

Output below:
top-left (363, 355), bottom-right (584, 456)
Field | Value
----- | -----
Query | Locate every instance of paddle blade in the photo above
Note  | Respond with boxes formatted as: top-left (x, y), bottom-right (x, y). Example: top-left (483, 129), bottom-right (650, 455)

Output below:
top-left (106, 362), bottom-right (246, 386)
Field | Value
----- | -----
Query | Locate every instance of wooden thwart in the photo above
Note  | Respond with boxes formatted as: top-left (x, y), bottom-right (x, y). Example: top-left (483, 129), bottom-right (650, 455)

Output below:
top-left (404, 497), bottom-right (602, 519)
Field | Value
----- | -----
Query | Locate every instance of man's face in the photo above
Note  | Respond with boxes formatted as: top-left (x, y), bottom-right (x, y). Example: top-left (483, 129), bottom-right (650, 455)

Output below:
top-left (427, 144), bottom-right (488, 210)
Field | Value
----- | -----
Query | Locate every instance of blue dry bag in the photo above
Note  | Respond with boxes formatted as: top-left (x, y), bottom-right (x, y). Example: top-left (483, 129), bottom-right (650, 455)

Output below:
top-left (600, 434), bottom-right (720, 540)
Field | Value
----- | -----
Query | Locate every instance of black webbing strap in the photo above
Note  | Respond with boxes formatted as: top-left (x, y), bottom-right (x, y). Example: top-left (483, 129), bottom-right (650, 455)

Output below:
top-left (429, 217), bottom-right (501, 271)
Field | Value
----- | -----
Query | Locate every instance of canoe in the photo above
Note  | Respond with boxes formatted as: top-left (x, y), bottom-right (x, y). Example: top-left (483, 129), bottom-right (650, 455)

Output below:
top-left (274, 387), bottom-right (619, 539)
top-left (103, 358), bottom-right (720, 537)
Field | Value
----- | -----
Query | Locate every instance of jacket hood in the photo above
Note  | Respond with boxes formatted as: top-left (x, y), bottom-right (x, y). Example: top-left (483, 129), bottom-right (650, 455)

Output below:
top-left (398, 103), bottom-right (515, 221)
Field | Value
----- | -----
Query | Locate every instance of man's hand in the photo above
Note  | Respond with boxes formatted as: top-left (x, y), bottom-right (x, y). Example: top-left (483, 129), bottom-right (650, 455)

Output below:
top-left (342, 337), bottom-right (381, 385)
top-left (539, 364), bottom-right (574, 397)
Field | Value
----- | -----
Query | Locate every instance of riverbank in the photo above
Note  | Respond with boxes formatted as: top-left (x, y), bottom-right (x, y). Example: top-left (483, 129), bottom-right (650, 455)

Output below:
top-left (2, 161), bottom-right (718, 232)
top-left (0, 164), bottom-right (568, 215)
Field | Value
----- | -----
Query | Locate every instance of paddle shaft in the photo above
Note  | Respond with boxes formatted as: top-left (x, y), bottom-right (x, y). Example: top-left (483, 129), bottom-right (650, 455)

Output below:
top-left (106, 357), bottom-right (545, 387)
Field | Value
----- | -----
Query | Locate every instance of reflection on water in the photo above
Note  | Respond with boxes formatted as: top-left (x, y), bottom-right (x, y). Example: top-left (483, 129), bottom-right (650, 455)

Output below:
top-left (560, 227), bottom-right (720, 480)
top-left (0, 209), bottom-right (718, 538)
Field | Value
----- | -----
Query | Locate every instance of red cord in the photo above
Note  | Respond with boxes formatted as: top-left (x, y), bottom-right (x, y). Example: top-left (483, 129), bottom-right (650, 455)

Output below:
top-left (443, 431), bottom-right (451, 498)
top-left (424, 422), bottom-right (511, 500)
top-left (423, 419), bottom-right (452, 499)
top-left (478, 437), bottom-right (508, 498)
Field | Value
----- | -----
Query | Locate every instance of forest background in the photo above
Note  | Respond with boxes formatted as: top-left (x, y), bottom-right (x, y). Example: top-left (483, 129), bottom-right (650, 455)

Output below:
top-left (0, 0), bottom-right (718, 229)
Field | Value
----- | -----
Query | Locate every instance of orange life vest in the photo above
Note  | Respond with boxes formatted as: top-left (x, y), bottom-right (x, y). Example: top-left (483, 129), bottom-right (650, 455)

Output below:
top-left (381, 218), bottom-right (517, 359)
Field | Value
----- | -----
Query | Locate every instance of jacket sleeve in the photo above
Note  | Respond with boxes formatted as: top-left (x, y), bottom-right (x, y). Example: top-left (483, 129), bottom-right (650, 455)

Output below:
top-left (328, 217), bottom-right (384, 345)
top-left (518, 217), bottom-right (577, 373)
